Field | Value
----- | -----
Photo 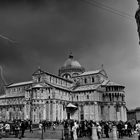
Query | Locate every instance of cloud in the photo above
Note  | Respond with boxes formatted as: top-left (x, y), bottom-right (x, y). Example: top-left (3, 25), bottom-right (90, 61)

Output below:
top-left (0, 0), bottom-right (138, 108)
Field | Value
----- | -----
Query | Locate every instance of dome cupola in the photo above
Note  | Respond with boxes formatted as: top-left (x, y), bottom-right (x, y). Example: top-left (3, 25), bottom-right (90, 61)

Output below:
top-left (58, 53), bottom-right (85, 79)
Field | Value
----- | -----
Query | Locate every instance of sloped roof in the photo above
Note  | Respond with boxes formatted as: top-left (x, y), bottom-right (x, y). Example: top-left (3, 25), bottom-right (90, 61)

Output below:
top-left (32, 84), bottom-right (44, 88)
top-left (0, 92), bottom-right (24, 99)
top-left (101, 80), bottom-right (124, 87)
top-left (67, 103), bottom-right (77, 108)
top-left (7, 81), bottom-right (33, 88)
top-left (80, 70), bottom-right (101, 76)
top-left (73, 84), bottom-right (100, 92)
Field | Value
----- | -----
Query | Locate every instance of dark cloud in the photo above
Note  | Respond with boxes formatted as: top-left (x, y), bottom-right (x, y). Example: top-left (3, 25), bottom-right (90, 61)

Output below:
top-left (0, 0), bottom-right (138, 108)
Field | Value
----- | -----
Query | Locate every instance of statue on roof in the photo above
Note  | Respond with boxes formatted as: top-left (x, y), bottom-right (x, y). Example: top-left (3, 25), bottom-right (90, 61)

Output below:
top-left (135, 0), bottom-right (140, 44)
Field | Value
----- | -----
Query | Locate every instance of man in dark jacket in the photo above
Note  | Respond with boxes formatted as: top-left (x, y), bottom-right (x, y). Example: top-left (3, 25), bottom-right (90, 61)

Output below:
top-left (19, 121), bottom-right (26, 139)
top-left (104, 123), bottom-right (109, 138)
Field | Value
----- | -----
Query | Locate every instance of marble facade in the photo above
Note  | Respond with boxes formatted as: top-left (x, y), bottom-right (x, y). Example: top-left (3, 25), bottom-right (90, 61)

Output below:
top-left (0, 54), bottom-right (127, 123)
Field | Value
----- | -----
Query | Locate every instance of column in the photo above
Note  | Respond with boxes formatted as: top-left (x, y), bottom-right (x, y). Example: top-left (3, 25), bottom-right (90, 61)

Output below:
top-left (60, 102), bottom-right (62, 121)
top-left (48, 101), bottom-right (50, 121)
top-left (43, 103), bottom-right (46, 120)
top-left (61, 102), bottom-right (64, 121)
top-left (84, 103), bottom-right (88, 120)
top-left (94, 102), bottom-right (99, 121)
top-left (57, 101), bottom-right (60, 121)
top-left (104, 105), bottom-right (109, 121)
top-left (124, 106), bottom-right (127, 122)
top-left (109, 105), bottom-right (114, 121)
top-left (52, 101), bottom-right (56, 121)
top-left (24, 102), bottom-right (27, 119)
top-left (88, 102), bottom-right (90, 120)
top-left (116, 106), bottom-right (121, 121)
top-left (120, 105), bottom-right (124, 121)
top-left (89, 103), bottom-right (92, 120)
top-left (50, 101), bottom-right (53, 121)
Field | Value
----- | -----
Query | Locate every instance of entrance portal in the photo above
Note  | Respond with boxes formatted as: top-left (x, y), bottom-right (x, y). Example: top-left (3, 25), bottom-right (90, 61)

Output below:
top-left (67, 113), bottom-right (70, 119)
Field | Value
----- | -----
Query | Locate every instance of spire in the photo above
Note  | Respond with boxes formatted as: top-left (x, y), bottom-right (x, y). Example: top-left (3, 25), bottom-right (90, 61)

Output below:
top-left (101, 64), bottom-right (104, 70)
top-left (69, 52), bottom-right (73, 59)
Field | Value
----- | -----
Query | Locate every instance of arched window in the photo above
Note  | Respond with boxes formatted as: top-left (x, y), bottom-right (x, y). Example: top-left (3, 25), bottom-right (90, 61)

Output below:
top-left (92, 77), bottom-right (94, 83)
top-left (84, 78), bottom-right (87, 84)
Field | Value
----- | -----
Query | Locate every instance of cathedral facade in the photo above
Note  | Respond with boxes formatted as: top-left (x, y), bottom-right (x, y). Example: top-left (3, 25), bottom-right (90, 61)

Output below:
top-left (0, 54), bottom-right (127, 123)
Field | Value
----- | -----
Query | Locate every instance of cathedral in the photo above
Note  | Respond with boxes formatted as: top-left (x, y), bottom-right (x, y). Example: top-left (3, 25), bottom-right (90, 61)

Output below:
top-left (0, 54), bottom-right (127, 123)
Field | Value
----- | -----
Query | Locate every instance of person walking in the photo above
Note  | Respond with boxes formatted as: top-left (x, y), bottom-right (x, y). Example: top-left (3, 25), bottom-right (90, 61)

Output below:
top-left (136, 121), bottom-right (140, 140)
top-left (72, 121), bottom-right (78, 140)
top-left (97, 123), bottom-right (102, 139)
top-left (4, 122), bottom-right (10, 137)
top-left (104, 122), bottom-right (109, 138)
top-left (19, 120), bottom-right (26, 139)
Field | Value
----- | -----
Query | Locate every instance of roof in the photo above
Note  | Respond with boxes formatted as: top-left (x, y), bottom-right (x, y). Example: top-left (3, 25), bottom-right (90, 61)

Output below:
top-left (67, 103), bottom-right (77, 108)
top-left (60, 54), bottom-right (84, 71)
top-left (27, 82), bottom-right (71, 91)
top-left (73, 84), bottom-right (100, 92)
top-left (32, 84), bottom-right (44, 88)
top-left (0, 92), bottom-right (24, 99)
top-left (46, 82), bottom-right (71, 91)
top-left (32, 68), bottom-right (73, 83)
top-left (79, 70), bottom-right (101, 76)
top-left (101, 80), bottom-right (124, 87)
top-left (7, 81), bottom-right (33, 88)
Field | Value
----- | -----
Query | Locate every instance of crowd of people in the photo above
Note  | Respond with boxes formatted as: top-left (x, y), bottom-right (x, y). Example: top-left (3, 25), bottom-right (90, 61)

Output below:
top-left (0, 119), bottom-right (139, 140)
top-left (0, 119), bottom-right (33, 139)
top-left (62, 120), bottom-right (140, 140)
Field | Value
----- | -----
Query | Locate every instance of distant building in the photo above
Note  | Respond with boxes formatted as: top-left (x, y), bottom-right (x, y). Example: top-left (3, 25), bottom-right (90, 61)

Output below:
top-left (0, 54), bottom-right (127, 123)
top-left (127, 108), bottom-right (140, 121)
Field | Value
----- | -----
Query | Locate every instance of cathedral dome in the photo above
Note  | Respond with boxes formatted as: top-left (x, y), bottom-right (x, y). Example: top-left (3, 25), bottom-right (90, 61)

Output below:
top-left (63, 54), bottom-right (82, 69)
top-left (58, 53), bottom-right (85, 79)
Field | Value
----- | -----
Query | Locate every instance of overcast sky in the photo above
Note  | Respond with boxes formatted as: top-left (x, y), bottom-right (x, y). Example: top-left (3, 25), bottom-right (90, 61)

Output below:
top-left (0, 0), bottom-right (138, 109)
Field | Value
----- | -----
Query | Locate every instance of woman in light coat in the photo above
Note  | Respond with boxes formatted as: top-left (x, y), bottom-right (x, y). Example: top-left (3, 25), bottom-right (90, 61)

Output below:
top-left (72, 122), bottom-right (78, 140)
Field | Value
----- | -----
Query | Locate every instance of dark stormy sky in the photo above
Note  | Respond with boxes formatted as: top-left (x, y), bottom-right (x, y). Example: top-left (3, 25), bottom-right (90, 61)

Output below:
top-left (0, 0), bottom-right (138, 109)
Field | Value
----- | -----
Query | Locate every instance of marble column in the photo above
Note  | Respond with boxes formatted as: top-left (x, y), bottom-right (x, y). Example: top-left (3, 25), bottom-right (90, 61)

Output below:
top-left (48, 101), bottom-right (50, 121)
top-left (57, 102), bottom-right (60, 121)
top-left (50, 101), bottom-right (53, 121)
top-left (124, 106), bottom-right (127, 122)
top-left (52, 101), bottom-right (56, 121)
top-left (43, 103), bottom-right (46, 120)
top-left (94, 102), bottom-right (99, 121)
top-left (104, 105), bottom-right (109, 121)
top-left (84, 103), bottom-right (88, 120)
top-left (109, 105), bottom-right (115, 121)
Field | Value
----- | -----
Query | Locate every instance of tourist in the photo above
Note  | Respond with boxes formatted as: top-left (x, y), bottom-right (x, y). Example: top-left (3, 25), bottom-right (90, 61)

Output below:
top-left (14, 122), bottom-right (20, 138)
top-left (29, 120), bottom-right (33, 133)
top-left (39, 121), bottom-right (42, 130)
top-left (72, 121), bottom-right (78, 140)
top-left (97, 123), bottom-right (102, 139)
top-left (4, 122), bottom-right (10, 137)
top-left (19, 120), bottom-right (26, 139)
top-left (104, 122), bottom-right (109, 138)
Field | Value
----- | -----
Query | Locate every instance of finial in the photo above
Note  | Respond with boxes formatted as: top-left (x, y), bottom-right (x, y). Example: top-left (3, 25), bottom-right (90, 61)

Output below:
top-left (38, 66), bottom-right (41, 70)
top-left (101, 64), bottom-right (104, 70)
top-left (69, 52), bottom-right (73, 59)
